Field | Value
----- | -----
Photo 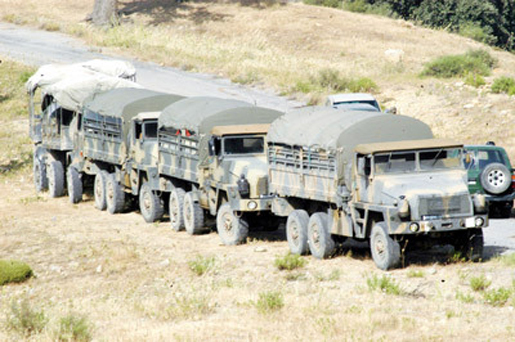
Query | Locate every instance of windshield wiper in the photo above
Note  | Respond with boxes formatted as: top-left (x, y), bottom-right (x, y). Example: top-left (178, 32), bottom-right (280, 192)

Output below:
top-left (430, 148), bottom-right (444, 167)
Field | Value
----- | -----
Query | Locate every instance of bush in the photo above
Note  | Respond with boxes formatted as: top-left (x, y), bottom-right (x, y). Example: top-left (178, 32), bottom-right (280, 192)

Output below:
top-left (303, 0), bottom-right (342, 9)
top-left (483, 287), bottom-right (513, 307)
top-left (491, 76), bottom-right (515, 95)
top-left (274, 253), bottom-right (307, 271)
top-left (58, 314), bottom-right (92, 342)
top-left (469, 274), bottom-right (491, 292)
top-left (0, 260), bottom-right (33, 286)
top-left (421, 49), bottom-right (496, 78)
top-left (348, 77), bottom-right (378, 93)
top-left (459, 22), bottom-right (497, 45)
top-left (255, 291), bottom-right (284, 314)
top-left (464, 73), bottom-right (486, 88)
top-left (343, 0), bottom-right (394, 16)
top-left (366, 274), bottom-right (403, 295)
top-left (7, 299), bottom-right (47, 336)
top-left (304, 68), bottom-right (379, 94)
top-left (188, 255), bottom-right (215, 276)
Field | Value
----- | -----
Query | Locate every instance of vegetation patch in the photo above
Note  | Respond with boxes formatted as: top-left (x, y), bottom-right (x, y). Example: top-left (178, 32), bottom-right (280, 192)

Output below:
top-left (421, 50), bottom-right (496, 78)
top-left (406, 269), bottom-right (425, 278)
top-left (491, 76), bottom-right (515, 95)
top-left (366, 274), bottom-right (403, 295)
top-left (469, 274), bottom-right (492, 292)
top-left (492, 252), bottom-right (515, 266)
top-left (464, 73), bottom-right (486, 88)
top-left (274, 253), bottom-right (307, 271)
top-left (0, 260), bottom-right (33, 286)
top-left (57, 313), bottom-right (92, 342)
top-left (255, 291), bottom-right (284, 314)
top-left (166, 292), bottom-right (214, 320)
top-left (188, 255), bottom-right (215, 276)
top-left (482, 287), bottom-right (513, 307)
top-left (6, 299), bottom-right (47, 336)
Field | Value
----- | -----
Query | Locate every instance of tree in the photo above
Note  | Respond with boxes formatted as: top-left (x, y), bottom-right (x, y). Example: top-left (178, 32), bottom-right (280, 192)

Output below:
top-left (88, 0), bottom-right (118, 26)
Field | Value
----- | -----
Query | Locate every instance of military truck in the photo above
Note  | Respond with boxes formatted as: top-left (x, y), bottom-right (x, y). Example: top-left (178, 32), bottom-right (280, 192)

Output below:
top-left (68, 88), bottom-right (183, 217)
top-left (267, 107), bottom-right (488, 270)
top-left (26, 60), bottom-right (138, 199)
top-left (157, 97), bottom-right (283, 244)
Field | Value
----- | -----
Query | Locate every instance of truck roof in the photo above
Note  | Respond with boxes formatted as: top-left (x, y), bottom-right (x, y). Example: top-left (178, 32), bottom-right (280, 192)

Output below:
top-left (159, 97), bottom-right (283, 134)
top-left (267, 106), bottom-right (433, 161)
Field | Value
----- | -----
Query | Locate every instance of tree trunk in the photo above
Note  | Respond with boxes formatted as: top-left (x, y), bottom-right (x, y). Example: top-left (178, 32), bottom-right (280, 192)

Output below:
top-left (89, 0), bottom-right (118, 26)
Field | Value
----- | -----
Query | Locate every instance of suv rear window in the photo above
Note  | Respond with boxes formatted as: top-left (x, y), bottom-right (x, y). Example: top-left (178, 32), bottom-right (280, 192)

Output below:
top-left (477, 150), bottom-right (505, 168)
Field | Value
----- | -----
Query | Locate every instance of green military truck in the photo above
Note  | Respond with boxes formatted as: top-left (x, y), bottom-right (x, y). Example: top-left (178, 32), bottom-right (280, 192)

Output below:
top-left (68, 88), bottom-right (183, 217)
top-left (267, 107), bottom-right (488, 270)
top-left (26, 60), bottom-right (138, 199)
top-left (157, 97), bottom-right (283, 244)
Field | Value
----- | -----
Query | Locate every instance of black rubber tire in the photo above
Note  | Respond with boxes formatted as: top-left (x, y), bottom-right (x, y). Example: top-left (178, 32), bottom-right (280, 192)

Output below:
top-left (66, 167), bottom-right (83, 204)
top-left (455, 228), bottom-right (484, 262)
top-left (216, 203), bottom-right (249, 245)
top-left (94, 171), bottom-right (108, 211)
top-left (370, 222), bottom-right (401, 271)
top-left (48, 160), bottom-right (65, 198)
top-left (33, 157), bottom-right (48, 192)
top-left (169, 188), bottom-right (186, 232)
top-left (480, 162), bottom-right (511, 195)
top-left (308, 212), bottom-right (335, 259)
top-left (139, 182), bottom-right (165, 223)
top-left (183, 191), bottom-right (204, 235)
top-left (286, 209), bottom-right (310, 255)
top-left (105, 173), bottom-right (125, 214)
top-left (500, 201), bottom-right (513, 218)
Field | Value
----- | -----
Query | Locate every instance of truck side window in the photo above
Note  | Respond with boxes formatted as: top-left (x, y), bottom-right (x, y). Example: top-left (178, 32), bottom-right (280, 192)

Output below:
top-left (135, 122), bottom-right (142, 140)
top-left (144, 122), bottom-right (158, 139)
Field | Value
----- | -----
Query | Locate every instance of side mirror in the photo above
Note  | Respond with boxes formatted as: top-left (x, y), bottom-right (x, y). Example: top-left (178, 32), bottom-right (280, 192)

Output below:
top-left (357, 158), bottom-right (366, 177)
top-left (208, 137), bottom-right (217, 156)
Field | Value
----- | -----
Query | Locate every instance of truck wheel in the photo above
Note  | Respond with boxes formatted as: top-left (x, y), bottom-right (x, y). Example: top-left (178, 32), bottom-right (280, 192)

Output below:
top-left (94, 171), bottom-right (108, 210)
top-left (48, 160), bottom-right (65, 198)
top-left (286, 210), bottom-right (309, 255)
top-left (455, 228), bottom-right (484, 262)
top-left (480, 163), bottom-right (511, 195)
top-left (139, 182), bottom-right (164, 223)
top-left (500, 201), bottom-right (513, 218)
top-left (216, 203), bottom-right (249, 245)
top-left (183, 191), bottom-right (204, 235)
top-left (308, 212), bottom-right (335, 259)
top-left (169, 188), bottom-right (186, 231)
top-left (370, 222), bottom-right (401, 270)
top-left (106, 173), bottom-right (125, 214)
top-left (33, 157), bottom-right (48, 192)
top-left (66, 167), bottom-right (83, 204)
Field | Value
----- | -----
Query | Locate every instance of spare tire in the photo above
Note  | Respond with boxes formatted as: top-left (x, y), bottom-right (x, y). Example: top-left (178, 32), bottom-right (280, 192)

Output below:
top-left (480, 162), bottom-right (511, 195)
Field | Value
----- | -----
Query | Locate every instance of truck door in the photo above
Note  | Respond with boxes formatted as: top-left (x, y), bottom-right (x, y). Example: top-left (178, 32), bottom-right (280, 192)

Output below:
top-left (356, 154), bottom-right (371, 202)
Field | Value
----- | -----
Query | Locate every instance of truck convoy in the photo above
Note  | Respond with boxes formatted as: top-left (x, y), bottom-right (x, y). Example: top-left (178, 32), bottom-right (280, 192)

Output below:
top-left (27, 62), bottom-right (490, 270)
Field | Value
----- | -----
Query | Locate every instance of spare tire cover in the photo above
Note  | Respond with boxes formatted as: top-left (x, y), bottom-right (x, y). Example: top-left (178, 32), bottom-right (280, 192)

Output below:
top-left (480, 162), bottom-right (511, 195)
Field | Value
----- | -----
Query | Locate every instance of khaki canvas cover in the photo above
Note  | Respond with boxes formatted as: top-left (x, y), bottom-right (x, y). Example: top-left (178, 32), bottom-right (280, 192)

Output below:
top-left (267, 106), bottom-right (433, 160)
top-left (25, 60), bottom-right (140, 111)
top-left (355, 139), bottom-right (462, 154)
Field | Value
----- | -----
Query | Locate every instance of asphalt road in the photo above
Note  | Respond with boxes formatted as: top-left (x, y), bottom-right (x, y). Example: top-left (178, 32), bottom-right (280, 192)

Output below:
top-left (0, 22), bottom-right (513, 255)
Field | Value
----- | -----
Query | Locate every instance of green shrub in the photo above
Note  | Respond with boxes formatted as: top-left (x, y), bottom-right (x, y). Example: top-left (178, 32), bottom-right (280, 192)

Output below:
top-left (456, 290), bottom-right (474, 304)
top-left (188, 255), bottom-right (215, 276)
top-left (464, 73), bottom-right (485, 88)
top-left (58, 314), bottom-right (92, 342)
top-left (491, 76), bottom-right (515, 95)
top-left (406, 269), bottom-right (425, 278)
top-left (316, 68), bottom-right (347, 92)
top-left (0, 260), bottom-right (33, 286)
top-left (421, 49), bottom-right (496, 78)
top-left (343, 0), bottom-right (393, 16)
top-left (483, 287), bottom-right (513, 307)
top-left (306, 68), bottom-right (379, 94)
top-left (255, 291), bottom-right (284, 314)
top-left (469, 274), bottom-right (491, 292)
top-left (366, 274), bottom-right (403, 295)
top-left (274, 253), bottom-right (307, 271)
top-left (303, 0), bottom-right (342, 9)
top-left (459, 23), bottom-right (497, 45)
top-left (7, 299), bottom-right (47, 336)
top-left (348, 77), bottom-right (378, 93)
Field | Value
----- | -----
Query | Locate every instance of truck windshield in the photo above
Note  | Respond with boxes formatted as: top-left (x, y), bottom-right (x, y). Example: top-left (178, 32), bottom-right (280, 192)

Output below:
top-left (420, 148), bottom-right (462, 170)
top-left (374, 152), bottom-right (416, 174)
top-left (223, 136), bottom-right (264, 155)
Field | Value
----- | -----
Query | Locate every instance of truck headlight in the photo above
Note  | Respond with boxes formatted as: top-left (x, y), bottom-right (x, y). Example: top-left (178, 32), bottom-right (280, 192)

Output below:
top-left (475, 217), bottom-right (484, 228)
top-left (247, 201), bottom-right (258, 210)
top-left (409, 222), bottom-right (420, 232)
top-left (473, 194), bottom-right (486, 213)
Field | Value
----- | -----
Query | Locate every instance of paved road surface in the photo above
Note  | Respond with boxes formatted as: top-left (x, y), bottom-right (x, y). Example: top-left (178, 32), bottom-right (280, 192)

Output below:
top-left (0, 22), bottom-right (513, 255)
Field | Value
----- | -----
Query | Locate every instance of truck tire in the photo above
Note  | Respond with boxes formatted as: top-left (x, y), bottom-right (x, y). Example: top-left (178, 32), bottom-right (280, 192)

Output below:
top-left (480, 163), bottom-right (511, 195)
top-left (286, 210), bottom-right (309, 255)
top-left (106, 173), bottom-right (125, 214)
top-left (216, 203), bottom-right (249, 245)
top-left (66, 167), bottom-right (83, 204)
top-left (33, 157), bottom-right (48, 192)
top-left (139, 182), bottom-right (164, 223)
top-left (169, 188), bottom-right (186, 232)
top-left (455, 228), bottom-right (483, 262)
top-left (183, 191), bottom-right (204, 235)
top-left (94, 171), bottom-right (108, 211)
top-left (308, 212), bottom-right (335, 259)
top-left (370, 222), bottom-right (401, 270)
top-left (48, 160), bottom-right (65, 198)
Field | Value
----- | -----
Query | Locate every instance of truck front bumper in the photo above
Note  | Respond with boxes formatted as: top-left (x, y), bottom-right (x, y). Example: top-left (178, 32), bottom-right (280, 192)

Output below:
top-left (228, 197), bottom-right (273, 212)
top-left (392, 214), bottom-right (488, 235)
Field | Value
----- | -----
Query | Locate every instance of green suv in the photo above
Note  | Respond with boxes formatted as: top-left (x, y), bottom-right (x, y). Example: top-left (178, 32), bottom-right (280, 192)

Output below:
top-left (464, 143), bottom-right (515, 218)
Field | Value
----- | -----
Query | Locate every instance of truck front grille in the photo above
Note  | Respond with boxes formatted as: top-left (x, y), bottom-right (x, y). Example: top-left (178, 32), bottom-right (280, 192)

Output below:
top-left (418, 194), bottom-right (472, 219)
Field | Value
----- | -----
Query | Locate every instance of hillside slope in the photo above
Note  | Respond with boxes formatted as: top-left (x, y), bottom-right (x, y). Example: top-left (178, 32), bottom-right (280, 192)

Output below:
top-left (0, 0), bottom-right (514, 158)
